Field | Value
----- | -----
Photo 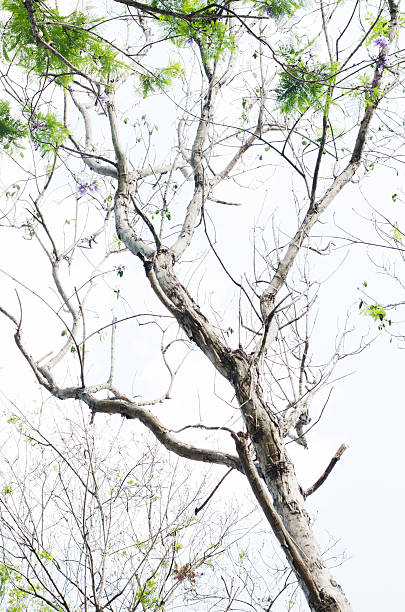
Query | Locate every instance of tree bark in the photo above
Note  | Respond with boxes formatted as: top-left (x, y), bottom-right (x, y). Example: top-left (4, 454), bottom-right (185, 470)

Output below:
top-left (147, 250), bottom-right (353, 611)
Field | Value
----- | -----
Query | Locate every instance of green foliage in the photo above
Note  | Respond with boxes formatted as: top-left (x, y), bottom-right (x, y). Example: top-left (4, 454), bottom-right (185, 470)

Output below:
top-left (135, 578), bottom-right (163, 610)
top-left (360, 302), bottom-right (391, 328)
top-left (391, 225), bottom-right (402, 242)
top-left (0, 100), bottom-right (27, 150)
top-left (29, 112), bottom-right (69, 154)
top-left (276, 47), bottom-right (336, 114)
top-left (0, 564), bottom-right (58, 611)
top-left (7, 414), bottom-right (21, 425)
top-left (258, 0), bottom-right (302, 19)
top-left (365, 12), bottom-right (390, 45)
top-left (153, 0), bottom-right (234, 61)
top-left (140, 62), bottom-right (183, 97)
top-left (363, 303), bottom-right (386, 322)
top-left (38, 549), bottom-right (53, 562)
top-left (1, 0), bottom-right (125, 83)
top-left (111, 233), bottom-right (123, 251)
top-left (152, 205), bottom-right (171, 220)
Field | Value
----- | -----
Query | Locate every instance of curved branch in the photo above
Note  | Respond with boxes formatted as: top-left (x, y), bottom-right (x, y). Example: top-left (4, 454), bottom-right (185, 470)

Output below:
top-left (106, 100), bottom-right (156, 259)
top-left (79, 391), bottom-right (245, 473)
top-left (24, 0), bottom-right (97, 86)
top-left (69, 90), bottom-right (118, 178)
top-left (170, 83), bottom-right (215, 261)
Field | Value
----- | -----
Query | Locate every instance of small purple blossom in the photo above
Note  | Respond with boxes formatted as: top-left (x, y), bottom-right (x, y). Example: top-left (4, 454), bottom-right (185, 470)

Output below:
top-left (377, 54), bottom-right (388, 69)
top-left (263, 4), bottom-right (275, 18)
top-left (184, 37), bottom-right (194, 46)
top-left (374, 36), bottom-right (388, 49)
top-left (77, 181), bottom-right (98, 196)
top-left (30, 119), bottom-right (47, 132)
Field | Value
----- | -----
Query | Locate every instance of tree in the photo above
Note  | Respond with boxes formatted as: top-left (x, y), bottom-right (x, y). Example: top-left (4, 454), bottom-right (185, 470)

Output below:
top-left (0, 0), bottom-right (403, 610)
top-left (0, 404), bottom-right (281, 611)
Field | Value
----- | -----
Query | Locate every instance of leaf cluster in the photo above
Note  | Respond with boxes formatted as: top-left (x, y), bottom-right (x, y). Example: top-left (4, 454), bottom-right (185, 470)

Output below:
top-left (152, 0), bottom-right (234, 60)
top-left (365, 12), bottom-right (390, 45)
top-left (0, 99), bottom-right (27, 150)
top-left (0, 564), bottom-right (60, 611)
top-left (29, 111), bottom-right (69, 154)
top-left (140, 62), bottom-right (183, 97)
top-left (135, 578), bottom-right (163, 610)
top-left (276, 47), bottom-right (335, 114)
top-left (360, 302), bottom-right (391, 327)
top-left (1, 0), bottom-right (125, 84)
top-left (391, 225), bottom-right (402, 242)
top-left (257, 0), bottom-right (301, 19)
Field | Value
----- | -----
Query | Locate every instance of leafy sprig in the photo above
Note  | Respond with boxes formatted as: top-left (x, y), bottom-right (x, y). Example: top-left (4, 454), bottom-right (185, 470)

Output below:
top-left (29, 112), bottom-right (69, 154)
top-left (276, 46), bottom-right (336, 114)
top-left (140, 62), bottom-right (183, 97)
top-left (0, 100), bottom-right (27, 150)
top-left (1, 0), bottom-right (125, 83)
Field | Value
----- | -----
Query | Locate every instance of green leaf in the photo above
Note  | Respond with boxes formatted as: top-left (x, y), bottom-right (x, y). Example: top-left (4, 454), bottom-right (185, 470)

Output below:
top-left (1, 0), bottom-right (126, 84)
top-left (0, 99), bottom-right (27, 150)
top-left (276, 48), bottom-right (337, 114)
top-left (259, 0), bottom-right (301, 19)
top-left (361, 303), bottom-right (387, 323)
top-left (29, 111), bottom-right (69, 154)
top-left (139, 62), bottom-right (183, 97)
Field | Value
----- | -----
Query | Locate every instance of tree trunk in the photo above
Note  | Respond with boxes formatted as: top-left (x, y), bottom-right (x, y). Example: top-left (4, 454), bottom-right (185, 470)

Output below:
top-left (151, 251), bottom-right (353, 611)
top-left (233, 359), bottom-right (353, 611)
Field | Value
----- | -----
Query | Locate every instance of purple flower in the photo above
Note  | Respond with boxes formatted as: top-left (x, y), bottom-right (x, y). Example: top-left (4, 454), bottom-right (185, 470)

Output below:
top-left (30, 119), bottom-right (47, 131)
top-left (184, 37), bottom-right (194, 46)
top-left (374, 36), bottom-right (388, 49)
top-left (77, 182), bottom-right (88, 196)
top-left (263, 4), bottom-right (275, 17)
top-left (77, 181), bottom-right (98, 196)
top-left (377, 55), bottom-right (388, 69)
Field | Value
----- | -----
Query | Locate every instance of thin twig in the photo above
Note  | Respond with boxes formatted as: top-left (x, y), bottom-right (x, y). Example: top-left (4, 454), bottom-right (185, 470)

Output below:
top-left (304, 444), bottom-right (348, 498)
top-left (194, 468), bottom-right (233, 515)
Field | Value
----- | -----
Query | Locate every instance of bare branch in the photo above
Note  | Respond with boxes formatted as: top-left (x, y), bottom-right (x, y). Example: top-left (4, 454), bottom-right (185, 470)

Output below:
top-left (304, 444), bottom-right (348, 498)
